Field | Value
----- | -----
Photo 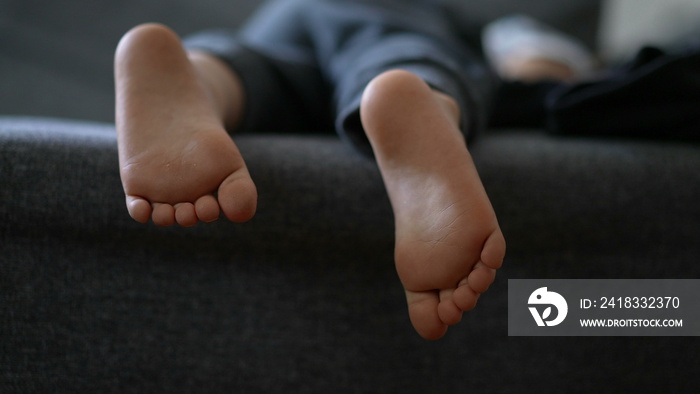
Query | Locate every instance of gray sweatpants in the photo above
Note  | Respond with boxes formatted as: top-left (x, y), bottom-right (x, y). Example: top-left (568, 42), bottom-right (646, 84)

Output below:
top-left (184, 0), bottom-right (497, 155)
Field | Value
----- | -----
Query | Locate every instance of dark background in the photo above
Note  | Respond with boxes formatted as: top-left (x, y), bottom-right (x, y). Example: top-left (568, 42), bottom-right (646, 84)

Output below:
top-left (0, 0), bottom-right (601, 123)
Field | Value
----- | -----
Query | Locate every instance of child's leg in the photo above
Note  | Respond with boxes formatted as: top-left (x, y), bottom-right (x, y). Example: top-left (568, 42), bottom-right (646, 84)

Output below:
top-left (360, 70), bottom-right (505, 340)
top-left (303, 0), bottom-right (504, 339)
top-left (115, 1), bottom-right (331, 227)
top-left (115, 23), bottom-right (257, 226)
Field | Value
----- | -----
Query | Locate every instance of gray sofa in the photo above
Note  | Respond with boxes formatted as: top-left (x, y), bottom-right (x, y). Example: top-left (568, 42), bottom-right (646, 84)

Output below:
top-left (2, 0), bottom-right (699, 392)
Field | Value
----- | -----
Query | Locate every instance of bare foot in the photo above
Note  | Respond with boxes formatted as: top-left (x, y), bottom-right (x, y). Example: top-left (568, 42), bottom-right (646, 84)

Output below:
top-left (360, 70), bottom-right (506, 340)
top-left (482, 14), bottom-right (595, 82)
top-left (498, 57), bottom-right (577, 82)
top-left (115, 24), bottom-right (257, 227)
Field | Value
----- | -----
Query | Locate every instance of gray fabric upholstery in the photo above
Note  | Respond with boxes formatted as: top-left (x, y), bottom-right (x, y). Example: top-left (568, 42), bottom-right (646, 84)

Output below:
top-left (3, 116), bottom-right (699, 393)
top-left (2, 0), bottom-right (700, 392)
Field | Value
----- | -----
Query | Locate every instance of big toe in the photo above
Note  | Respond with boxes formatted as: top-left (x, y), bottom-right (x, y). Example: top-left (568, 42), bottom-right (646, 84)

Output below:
top-left (405, 290), bottom-right (449, 340)
top-left (126, 195), bottom-right (152, 223)
top-left (218, 171), bottom-right (258, 223)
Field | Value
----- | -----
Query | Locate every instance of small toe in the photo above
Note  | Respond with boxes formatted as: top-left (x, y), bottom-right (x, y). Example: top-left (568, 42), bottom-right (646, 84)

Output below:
top-left (467, 262), bottom-right (497, 294)
top-left (175, 202), bottom-right (198, 227)
top-left (152, 203), bottom-right (176, 227)
top-left (453, 280), bottom-right (480, 311)
top-left (195, 195), bottom-right (220, 223)
top-left (126, 195), bottom-right (151, 223)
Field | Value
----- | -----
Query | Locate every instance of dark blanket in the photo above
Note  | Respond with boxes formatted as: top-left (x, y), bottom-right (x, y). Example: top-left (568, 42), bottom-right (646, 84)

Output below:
top-left (547, 46), bottom-right (700, 140)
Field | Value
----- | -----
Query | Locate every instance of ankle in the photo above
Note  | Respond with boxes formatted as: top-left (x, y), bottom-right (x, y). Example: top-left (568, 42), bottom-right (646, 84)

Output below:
top-left (188, 51), bottom-right (246, 130)
top-left (432, 90), bottom-right (461, 129)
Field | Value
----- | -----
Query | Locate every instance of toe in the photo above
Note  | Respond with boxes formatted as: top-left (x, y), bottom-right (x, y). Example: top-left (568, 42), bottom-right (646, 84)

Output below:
top-left (152, 203), bottom-right (176, 226)
top-left (453, 280), bottom-right (480, 311)
top-left (438, 289), bottom-right (463, 326)
top-left (126, 195), bottom-right (152, 223)
top-left (481, 227), bottom-right (506, 269)
top-left (218, 171), bottom-right (257, 223)
top-left (405, 289), bottom-right (449, 340)
top-left (175, 202), bottom-right (198, 227)
top-left (195, 195), bottom-right (220, 223)
top-left (467, 262), bottom-right (497, 294)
